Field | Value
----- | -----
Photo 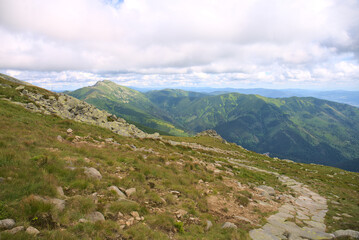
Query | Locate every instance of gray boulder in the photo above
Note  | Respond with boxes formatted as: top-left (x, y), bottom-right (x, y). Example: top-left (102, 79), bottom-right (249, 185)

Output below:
top-left (84, 167), bottom-right (102, 180)
top-left (125, 188), bottom-right (136, 197)
top-left (86, 211), bottom-right (105, 222)
top-left (222, 222), bottom-right (237, 229)
top-left (26, 226), bottom-right (40, 235)
top-left (333, 229), bottom-right (359, 239)
top-left (0, 219), bottom-right (15, 229)
top-left (206, 220), bottom-right (213, 231)
top-left (108, 186), bottom-right (126, 198)
top-left (257, 185), bottom-right (276, 197)
top-left (5, 226), bottom-right (24, 234)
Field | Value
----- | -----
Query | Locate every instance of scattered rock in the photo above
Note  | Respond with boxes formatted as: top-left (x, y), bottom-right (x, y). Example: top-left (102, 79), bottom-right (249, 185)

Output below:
top-left (125, 188), bottom-right (136, 197)
top-left (175, 209), bottom-right (188, 219)
top-left (333, 229), bottom-right (359, 239)
top-left (234, 216), bottom-right (254, 225)
top-left (86, 211), bottom-right (105, 222)
top-left (206, 220), bottom-right (213, 231)
top-left (66, 128), bottom-right (73, 134)
top-left (15, 85), bottom-right (25, 90)
top-left (79, 218), bottom-right (88, 223)
top-left (130, 211), bottom-right (140, 219)
top-left (56, 135), bottom-right (64, 142)
top-left (109, 186), bottom-right (127, 198)
top-left (84, 167), bottom-right (102, 180)
top-left (256, 185), bottom-right (276, 197)
top-left (0, 177), bottom-right (4, 183)
top-left (222, 222), bottom-right (237, 229)
top-left (126, 217), bottom-right (135, 226)
top-left (5, 226), bottom-right (24, 234)
top-left (0, 219), bottom-right (15, 229)
top-left (56, 186), bottom-right (65, 197)
top-left (26, 226), bottom-right (40, 235)
top-left (342, 213), bottom-right (352, 218)
top-left (33, 196), bottom-right (65, 211)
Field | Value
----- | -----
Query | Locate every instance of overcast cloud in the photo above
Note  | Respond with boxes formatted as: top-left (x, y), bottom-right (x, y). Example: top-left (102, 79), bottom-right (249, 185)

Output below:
top-left (0, 0), bottom-right (359, 90)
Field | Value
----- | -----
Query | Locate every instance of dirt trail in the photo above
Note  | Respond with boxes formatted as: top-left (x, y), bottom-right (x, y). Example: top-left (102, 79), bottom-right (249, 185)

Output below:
top-left (227, 159), bottom-right (334, 240)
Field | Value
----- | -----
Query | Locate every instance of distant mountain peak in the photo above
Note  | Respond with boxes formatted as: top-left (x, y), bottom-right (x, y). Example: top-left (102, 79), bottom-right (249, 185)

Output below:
top-left (94, 80), bottom-right (116, 87)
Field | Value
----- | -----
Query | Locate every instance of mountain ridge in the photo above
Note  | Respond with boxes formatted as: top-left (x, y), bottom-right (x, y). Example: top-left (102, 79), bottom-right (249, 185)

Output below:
top-left (69, 81), bottom-right (359, 171)
top-left (69, 81), bottom-right (188, 136)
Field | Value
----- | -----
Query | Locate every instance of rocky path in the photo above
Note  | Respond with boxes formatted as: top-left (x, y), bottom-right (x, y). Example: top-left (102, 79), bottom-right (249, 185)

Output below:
top-left (227, 160), bottom-right (334, 240)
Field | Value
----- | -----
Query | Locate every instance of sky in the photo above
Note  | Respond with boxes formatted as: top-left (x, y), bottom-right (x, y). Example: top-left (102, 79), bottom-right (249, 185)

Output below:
top-left (0, 0), bottom-right (359, 91)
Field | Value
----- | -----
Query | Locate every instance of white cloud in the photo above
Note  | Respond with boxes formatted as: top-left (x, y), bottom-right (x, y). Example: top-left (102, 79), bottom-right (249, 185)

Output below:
top-left (0, 0), bottom-right (359, 89)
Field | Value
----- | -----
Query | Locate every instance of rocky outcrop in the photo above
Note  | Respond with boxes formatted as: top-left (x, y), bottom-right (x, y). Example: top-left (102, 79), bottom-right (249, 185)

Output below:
top-left (13, 86), bottom-right (160, 139)
top-left (196, 130), bottom-right (227, 143)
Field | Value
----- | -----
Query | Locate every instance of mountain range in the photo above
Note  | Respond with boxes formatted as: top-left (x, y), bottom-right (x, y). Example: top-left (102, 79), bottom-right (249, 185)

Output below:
top-left (69, 81), bottom-right (359, 172)
top-left (133, 87), bottom-right (359, 108)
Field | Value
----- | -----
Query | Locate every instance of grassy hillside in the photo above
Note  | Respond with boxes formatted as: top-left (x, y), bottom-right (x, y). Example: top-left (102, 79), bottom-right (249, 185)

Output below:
top-left (69, 81), bottom-right (188, 137)
top-left (147, 91), bottom-right (359, 171)
top-left (0, 76), bottom-right (359, 239)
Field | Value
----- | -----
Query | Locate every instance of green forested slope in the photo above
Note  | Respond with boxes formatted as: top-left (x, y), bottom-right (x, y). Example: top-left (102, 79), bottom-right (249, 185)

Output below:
top-left (146, 91), bottom-right (359, 171)
top-left (69, 82), bottom-right (359, 171)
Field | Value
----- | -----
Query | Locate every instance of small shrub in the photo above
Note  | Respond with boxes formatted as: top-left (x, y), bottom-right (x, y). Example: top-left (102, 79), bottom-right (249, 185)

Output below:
top-left (67, 196), bottom-right (96, 214)
top-left (174, 221), bottom-right (184, 233)
top-left (69, 179), bottom-right (92, 190)
top-left (20, 196), bottom-right (53, 219)
top-left (109, 200), bottom-right (144, 215)
top-left (164, 194), bottom-right (176, 205)
top-left (0, 201), bottom-right (10, 219)
top-left (107, 116), bottom-right (115, 122)
top-left (146, 212), bottom-right (174, 231)
top-left (0, 153), bottom-right (15, 167)
top-left (239, 190), bottom-right (252, 199)
top-left (30, 212), bottom-right (56, 229)
top-left (236, 195), bottom-right (249, 207)
top-left (30, 155), bottom-right (48, 167)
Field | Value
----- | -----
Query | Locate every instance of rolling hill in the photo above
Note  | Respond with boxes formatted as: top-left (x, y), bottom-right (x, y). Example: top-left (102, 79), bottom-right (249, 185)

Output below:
top-left (68, 81), bottom-right (187, 136)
